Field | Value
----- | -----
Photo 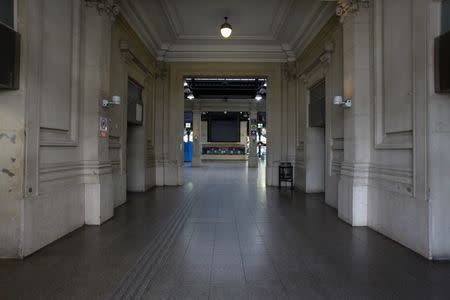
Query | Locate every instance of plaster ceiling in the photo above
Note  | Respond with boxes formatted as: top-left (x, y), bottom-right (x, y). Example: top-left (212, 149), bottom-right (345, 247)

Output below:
top-left (121, 0), bottom-right (336, 62)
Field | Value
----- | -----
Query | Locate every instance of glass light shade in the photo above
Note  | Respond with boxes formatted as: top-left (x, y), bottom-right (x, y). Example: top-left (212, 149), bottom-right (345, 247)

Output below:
top-left (187, 93), bottom-right (195, 100)
top-left (220, 27), bottom-right (232, 38)
top-left (220, 17), bottom-right (232, 38)
top-left (255, 94), bottom-right (263, 101)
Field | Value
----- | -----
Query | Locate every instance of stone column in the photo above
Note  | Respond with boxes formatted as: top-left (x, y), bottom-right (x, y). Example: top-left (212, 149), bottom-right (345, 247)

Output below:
top-left (81, 6), bottom-right (114, 225)
top-left (248, 108), bottom-right (258, 168)
top-left (337, 5), bottom-right (371, 226)
top-left (191, 106), bottom-right (202, 167)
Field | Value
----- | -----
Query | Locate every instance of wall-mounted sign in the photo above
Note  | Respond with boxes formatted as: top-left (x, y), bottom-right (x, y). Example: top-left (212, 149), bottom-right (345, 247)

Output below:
top-left (250, 130), bottom-right (257, 137)
top-left (99, 116), bottom-right (108, 138)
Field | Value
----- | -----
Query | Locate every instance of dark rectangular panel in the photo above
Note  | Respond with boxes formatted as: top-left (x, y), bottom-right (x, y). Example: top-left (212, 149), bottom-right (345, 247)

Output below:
top-left (0, 0), bottom-right (14, 28)
top-left (208, 120), bottom-right (239, 142)
top-left (309, 80), bottom-right (325, 128)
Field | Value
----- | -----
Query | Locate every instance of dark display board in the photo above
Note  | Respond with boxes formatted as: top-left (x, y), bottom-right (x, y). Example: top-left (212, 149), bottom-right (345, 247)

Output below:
top-left (209, 120), bottom-right (239, 142)
top-left (207, 112), bottom-right (240, 142)
top-left (0, 23), bottom-right (20, 89)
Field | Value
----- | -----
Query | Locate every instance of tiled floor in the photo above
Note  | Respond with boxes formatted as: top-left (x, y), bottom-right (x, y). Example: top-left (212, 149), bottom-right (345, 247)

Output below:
top-left (1, 161), bottom-right (449, 299)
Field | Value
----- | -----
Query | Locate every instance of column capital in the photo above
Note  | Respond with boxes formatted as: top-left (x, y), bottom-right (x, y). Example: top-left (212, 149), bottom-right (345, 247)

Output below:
top-left (155, 61), bottom-right (168, 80)
top-left (336, 0), bottom-right (371, 23)
top-left (283, 62), bottom-right (297, 81)
top-left (84, 0), bottom-right (120, 21)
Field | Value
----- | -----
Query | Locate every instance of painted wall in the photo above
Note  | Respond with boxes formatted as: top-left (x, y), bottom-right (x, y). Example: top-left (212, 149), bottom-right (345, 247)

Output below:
top-left (110, 16), bottom-right (157, 199)
top-left (296, 0), bottom-right (449, 259)
top-left (429, 1), bottom-right (450, 260)
top-left (0, 0), bottom-right (26, 258)
top-left (0, 1), bottom-right (157, 258)
top-left (295, 17), bottom-right (344, 205)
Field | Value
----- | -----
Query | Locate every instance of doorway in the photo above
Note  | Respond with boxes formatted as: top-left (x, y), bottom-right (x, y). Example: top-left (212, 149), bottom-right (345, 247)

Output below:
top-left (182, 77), bottom-right (267, 173)
top-left (126, 78), bottom-right (145, 192)
top-left (306, 79), bottom-right (326, 193)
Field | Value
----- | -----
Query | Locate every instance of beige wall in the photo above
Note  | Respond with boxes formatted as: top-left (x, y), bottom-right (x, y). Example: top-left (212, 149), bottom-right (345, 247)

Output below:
top-left (295, 0), bottom-right (450, 259)
top-left (0, 1), bottom-right (157, 258)
top-left (110, 16), bottom-right (157, 199)
top-left (295, 17), bottom-right (344, 205)
top-left (0, 0), bottom-right (27, 258)
top-left (1, 0), bottom-right (449, 260)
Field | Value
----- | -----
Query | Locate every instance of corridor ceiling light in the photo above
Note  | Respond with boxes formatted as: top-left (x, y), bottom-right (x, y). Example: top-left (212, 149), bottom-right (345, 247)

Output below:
top-left (184, 81), bottom-right (188, 87)
top-left (187, 93), bottom-right (195, 100)
top-left (220, 17), bottom-right (232, 38)
top-left (255, 94), bottom-right (263, 101)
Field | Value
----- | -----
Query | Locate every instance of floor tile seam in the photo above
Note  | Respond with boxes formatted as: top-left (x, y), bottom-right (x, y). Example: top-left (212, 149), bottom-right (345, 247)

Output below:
top-left (233, 208), bottom-right (251, 299)
top-left (206, 222), bottom-right (218, 300)
top-left (254, 221), bottom-right (291, 296)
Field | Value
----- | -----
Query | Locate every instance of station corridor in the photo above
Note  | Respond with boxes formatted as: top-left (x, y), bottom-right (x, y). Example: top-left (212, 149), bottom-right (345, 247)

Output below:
top-left (0, 162), bottom-right (449, 299)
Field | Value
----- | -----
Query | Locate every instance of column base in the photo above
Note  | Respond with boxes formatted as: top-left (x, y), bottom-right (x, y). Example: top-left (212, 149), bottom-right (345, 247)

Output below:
top-left (191, 156), bottom-right (201, 167)
top-left (248, 156), bottom-right (258, 168)
top-left (85, 173), bottom-right (114, 225)
top-left (338, 174), bottom-right (368, 227)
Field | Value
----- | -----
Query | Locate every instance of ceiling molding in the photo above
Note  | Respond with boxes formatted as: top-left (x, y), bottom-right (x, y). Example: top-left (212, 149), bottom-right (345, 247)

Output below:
top-left (159, 0), bottom-right (183, 37)
top-left (121, 0), bottom-right (338, 63)
top-left (162, 43), bottom-right (289, 62)
top-left (164, 50), bottom-right (288, 63)
top-left (168, 44), bottom-right (284, 52)
top-left (291, 2), bottom-right (336, 56)
top-left (177, 34), bottom-right (277, 41)
top-left (271, 0), bottom-right (295, 39)
top-left (120, 1), bottom-right (160, 58)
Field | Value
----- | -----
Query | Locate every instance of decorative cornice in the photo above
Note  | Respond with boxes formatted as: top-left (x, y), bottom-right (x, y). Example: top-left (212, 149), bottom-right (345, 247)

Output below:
top-left (271, 0), bottom-right (296, 39)
top-left (85, 0), bottom-right (120, 21)
top-left (119, 40), bottom-right (153, 76)
top-left (121, 0), bottom-right (337, 63)
top-left (120, 0), bottom-right (160, 57)
top-left (292, 2), bottom-right (336, 57)
top-left (319, 41), bottom-right (335, 69)
top-left (283, 62), bottom-right (297, 81)
top-left (336, 0), bottom-right (371, 23)
top-left (159, 0), bottom-right (183, 37)
top-left (155, 61), bottom-right (168, 80)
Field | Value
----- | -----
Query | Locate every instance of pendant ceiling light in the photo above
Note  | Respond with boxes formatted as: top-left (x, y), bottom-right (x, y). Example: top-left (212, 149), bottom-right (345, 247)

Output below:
top-left (220, 17), bottom-right (232, 38)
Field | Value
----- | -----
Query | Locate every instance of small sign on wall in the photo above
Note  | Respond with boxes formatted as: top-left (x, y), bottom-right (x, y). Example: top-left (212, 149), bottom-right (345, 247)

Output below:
top-left (99, 116), bottom-right (108, 138)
